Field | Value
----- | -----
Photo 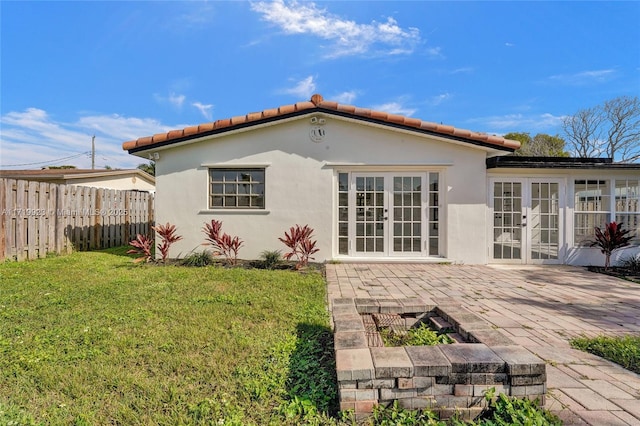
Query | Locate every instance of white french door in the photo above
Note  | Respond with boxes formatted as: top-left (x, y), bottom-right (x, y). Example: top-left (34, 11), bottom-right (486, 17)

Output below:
top-left (337, 172), bottom-right (440, 258)
top-left (490, 178), bottom-right (564, 264)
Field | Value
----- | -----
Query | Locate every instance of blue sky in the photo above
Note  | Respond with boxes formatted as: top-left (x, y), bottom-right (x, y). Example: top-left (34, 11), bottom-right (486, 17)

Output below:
top-left (1, 1), bottom-right (639, 169)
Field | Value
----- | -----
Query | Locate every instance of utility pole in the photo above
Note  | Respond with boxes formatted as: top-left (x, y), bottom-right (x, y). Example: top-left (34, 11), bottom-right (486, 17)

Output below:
top-left (91, 135), bottom-right (95, 169)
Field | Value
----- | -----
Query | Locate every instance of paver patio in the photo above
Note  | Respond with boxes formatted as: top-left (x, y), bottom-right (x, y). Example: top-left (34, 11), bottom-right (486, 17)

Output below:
top-left (325, 263), bottom-right (640, 425)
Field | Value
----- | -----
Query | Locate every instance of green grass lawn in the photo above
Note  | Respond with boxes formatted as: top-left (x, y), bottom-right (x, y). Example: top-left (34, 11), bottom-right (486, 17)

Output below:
top-left (0, 248), bottom-right (336, 425)
top-left (570, 335), bottom-right (640, 375)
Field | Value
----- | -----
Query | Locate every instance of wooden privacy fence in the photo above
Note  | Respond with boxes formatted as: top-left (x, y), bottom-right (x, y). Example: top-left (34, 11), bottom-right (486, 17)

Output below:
top-left (0, 179), bottom-right (154, 261)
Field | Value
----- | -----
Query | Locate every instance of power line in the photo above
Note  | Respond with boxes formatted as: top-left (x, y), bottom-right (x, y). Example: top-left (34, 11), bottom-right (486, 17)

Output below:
top-left (0, 151), bottom-right (92, 168)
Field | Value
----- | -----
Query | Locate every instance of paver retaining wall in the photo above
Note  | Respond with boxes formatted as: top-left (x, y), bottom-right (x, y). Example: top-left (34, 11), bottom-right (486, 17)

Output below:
top-left (332, 297), bottom-right (547, 420)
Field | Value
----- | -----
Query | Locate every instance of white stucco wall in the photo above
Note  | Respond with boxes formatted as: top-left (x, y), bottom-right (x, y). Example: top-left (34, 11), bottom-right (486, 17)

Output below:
top-left (150, 115), bottom-right (494, 263)
top-left (70, 175), bottom-right (155, 192)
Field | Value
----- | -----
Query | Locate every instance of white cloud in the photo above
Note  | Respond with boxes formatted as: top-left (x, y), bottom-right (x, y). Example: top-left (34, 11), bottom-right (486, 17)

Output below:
top-left (282, 76), bottom-right (317, 99)
top-left (169, 93), bottom-right (186, 108)
top-left (505, 42), bottom-right (515, 47)
top-left (192, 102), bottom-right (214, 120)
top-left (371, 101), bottom-right (416, 116)
top-left (154, 92), bottom-right (186, 108)
top-left (332, 90), bottom-right (358, 104)
top-left (1, 108), bottom-right (181, 169)
top-left (425, 47), bottom-right (443, 58)
top-left (177, 2), bottom-right (215, 26)
top-left (450, 67), bottom-right (473, 74)
top-left (251, 0), bottom-right (421, 58)
top-left (548, 69), bottom-right (616, 85)
top-left (468, 112), bottom-right (565, 133)
top-left (428, 93), bottom-right (451, 106)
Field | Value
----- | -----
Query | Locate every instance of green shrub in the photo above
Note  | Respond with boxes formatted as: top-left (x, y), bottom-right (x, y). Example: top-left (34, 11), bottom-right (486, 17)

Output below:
top-left (259, 250), bottom-right (282, 270)
top-left (571, 334), bottom-right (640, 374)
top-left (381, 323), bottom-right (453, 347)
top-left (619, 254), bottom-right (640, 272)
top-left (365, 389), bottom-right (560, 426)
top-left (371, 400), bottom-right (444, 425)
top-left (181, 251), bottom-right (213, 267)
top-left (462, 387), bottom-right (561, 425)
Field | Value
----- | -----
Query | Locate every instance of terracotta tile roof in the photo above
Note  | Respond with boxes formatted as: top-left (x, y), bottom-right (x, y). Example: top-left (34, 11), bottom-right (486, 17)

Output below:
top-left (122, 94), bottom-right (520, 152)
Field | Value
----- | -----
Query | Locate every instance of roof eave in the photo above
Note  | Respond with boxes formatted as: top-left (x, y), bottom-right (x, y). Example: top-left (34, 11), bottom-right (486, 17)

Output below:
top-left (127, 107), bottom-right (517, 155)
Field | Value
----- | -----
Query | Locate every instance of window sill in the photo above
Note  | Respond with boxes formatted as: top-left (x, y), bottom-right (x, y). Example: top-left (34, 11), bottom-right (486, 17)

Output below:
top-left (198, 209), bottom-right (270, 215)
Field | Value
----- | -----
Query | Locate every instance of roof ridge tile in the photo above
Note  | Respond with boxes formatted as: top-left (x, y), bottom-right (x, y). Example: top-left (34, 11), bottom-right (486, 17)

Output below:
top-left (122, 93), bottom-right (520, 151)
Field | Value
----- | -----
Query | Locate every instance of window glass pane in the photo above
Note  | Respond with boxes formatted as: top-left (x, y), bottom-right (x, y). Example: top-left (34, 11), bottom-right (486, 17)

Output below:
top-left (403, 177), bottom-right (412, 191)
top-left (375, 177), bottom-right (384, 191)
top-left (249, 171), bottom-right (263, 182)
top-left (339, 238), bottom-right (348, 255)
top-left (430, 173), bottom-right (439, 191)
top-left (338, 173), bottom-right (348, 191)
top-left (394, 177), bottom-right (402, 191)
top-left (252, 196), bottom-right (265, 208)
top-left (236, 184), bottom-right (249, 194)
top-left (429, 238), bottom-right (438, 256)
top-left (413, 177), bottom-right (421, 191)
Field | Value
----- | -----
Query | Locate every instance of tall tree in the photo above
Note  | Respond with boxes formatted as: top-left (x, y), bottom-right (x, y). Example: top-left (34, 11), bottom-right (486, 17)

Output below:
top-left (505, 132), bottom-right (569, 157)
top-left (562, 96), bottom-right (640, 162)
top-left (137, 161), bottom-right (155, 176)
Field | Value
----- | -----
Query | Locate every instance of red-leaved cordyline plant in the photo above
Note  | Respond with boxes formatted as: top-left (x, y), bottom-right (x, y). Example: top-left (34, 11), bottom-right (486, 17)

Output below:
top-left (153, 222), bottom-right (183, 264)
top-left (590, 221), bottom-right (633, 269)
top-left (279, 224), bottom-right (320, 270)
top-left (202, 219), bottom-right (244, 265)
top-left (127, 234), bottom-right (153, 263)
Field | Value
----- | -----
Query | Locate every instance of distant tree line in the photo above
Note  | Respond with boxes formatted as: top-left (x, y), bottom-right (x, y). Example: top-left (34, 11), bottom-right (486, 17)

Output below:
top-left (137, 161), bottom-right (155, 176)
top-left (506, 95), bottom-right (638, 162)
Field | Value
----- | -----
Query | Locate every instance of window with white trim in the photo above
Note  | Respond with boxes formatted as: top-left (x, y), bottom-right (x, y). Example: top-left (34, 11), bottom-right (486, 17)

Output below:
top-left (574, 180), bottom-right (610, 246)
top-left (615, 179), bottom-right (640, 241)
top-left (209, 169), bottom-right (265, 209)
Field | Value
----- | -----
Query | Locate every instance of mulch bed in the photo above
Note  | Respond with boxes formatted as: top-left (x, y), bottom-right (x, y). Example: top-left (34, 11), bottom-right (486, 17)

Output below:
top-left (587, 266), bottom-right (640, 284)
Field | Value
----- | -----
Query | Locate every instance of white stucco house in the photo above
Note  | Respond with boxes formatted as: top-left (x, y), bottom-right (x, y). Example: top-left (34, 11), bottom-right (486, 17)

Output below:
top-left (122, 94), bottom-right (640, 266)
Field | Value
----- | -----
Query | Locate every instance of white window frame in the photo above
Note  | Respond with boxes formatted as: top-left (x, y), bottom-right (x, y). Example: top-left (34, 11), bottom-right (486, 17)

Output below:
top-left (208, 168), bottom-right (266, 210)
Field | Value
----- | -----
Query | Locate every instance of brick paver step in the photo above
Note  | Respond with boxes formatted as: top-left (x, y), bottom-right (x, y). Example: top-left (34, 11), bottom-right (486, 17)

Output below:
top-left (428, 316), bottom-right (454, 332)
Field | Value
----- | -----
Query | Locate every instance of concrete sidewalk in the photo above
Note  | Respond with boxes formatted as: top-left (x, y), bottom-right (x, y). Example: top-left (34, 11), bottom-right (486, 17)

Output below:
top-left (325, 263), bottom-right (640, 425)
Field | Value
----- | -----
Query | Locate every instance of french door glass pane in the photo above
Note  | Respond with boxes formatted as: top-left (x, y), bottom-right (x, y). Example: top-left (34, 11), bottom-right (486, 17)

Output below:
top-left (355, 176), bottom-right (386, 253)
top-left (493, 182), bottom-right (522, 259)
top-left (529, 182), bottom-right (559, 260)
top-left (392, 176), bottom-right (422, 253)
